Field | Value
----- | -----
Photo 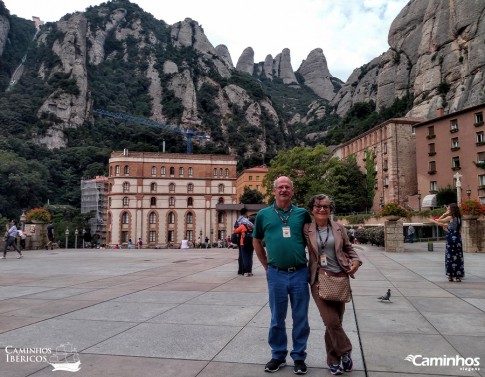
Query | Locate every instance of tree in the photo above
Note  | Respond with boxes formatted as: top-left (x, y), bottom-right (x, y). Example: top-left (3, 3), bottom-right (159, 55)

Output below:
top-left (262, 145), bottom-right (332, 205)
top-left (318, 157), bottom-right (369, 213)
top-left (436, 185), bottom-right (457, 206)
top-left (239, 187), bottom-right (264, 204)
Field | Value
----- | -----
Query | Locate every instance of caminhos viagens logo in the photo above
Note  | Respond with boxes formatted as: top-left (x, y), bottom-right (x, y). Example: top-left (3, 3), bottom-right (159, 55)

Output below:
top-left (405, 354), bottom-right (480, 372)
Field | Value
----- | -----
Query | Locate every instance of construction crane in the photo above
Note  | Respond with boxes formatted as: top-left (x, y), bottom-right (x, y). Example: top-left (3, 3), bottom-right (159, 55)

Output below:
top-left (92, 109), bottom-right (210, 154)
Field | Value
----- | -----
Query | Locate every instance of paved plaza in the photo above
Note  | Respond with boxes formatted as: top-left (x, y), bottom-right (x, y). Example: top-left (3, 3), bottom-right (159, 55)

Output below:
top-left (0, 242), bottom-right (484, 377)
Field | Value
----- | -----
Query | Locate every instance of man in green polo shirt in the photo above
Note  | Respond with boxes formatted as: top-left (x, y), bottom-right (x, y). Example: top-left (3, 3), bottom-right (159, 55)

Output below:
top-left (253, 176), bottom-right (311, 375)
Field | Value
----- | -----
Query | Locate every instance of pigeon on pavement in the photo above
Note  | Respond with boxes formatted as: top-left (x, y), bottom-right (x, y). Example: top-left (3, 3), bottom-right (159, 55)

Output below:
top-left (378, 289), bottom-right (392, 302)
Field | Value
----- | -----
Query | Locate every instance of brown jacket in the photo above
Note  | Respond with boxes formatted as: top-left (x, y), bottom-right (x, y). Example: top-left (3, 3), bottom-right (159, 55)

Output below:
top-left (304, 220), bottom-right (361, 286)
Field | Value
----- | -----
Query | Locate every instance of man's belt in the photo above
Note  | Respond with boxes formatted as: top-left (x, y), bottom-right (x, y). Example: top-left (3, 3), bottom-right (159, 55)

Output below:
top-left (269, 264), bottom-right (307, 272)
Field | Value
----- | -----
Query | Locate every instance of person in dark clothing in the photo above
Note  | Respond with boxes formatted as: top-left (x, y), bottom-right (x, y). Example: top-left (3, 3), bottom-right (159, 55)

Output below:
top-left (46, 223), bottom-right (55, 250)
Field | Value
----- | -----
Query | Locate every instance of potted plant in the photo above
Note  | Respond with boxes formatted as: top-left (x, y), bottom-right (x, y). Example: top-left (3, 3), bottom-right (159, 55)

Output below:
top-left (460, 199), bottom-right (485, 219)
top-left (379, 201), bottom-right (409, 221)
top-left (26, 208), bottom-right (52, 223)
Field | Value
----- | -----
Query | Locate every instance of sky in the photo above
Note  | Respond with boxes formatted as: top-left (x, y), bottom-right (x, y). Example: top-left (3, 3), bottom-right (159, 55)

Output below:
top-left (5, 0), bottom-right (409, 81)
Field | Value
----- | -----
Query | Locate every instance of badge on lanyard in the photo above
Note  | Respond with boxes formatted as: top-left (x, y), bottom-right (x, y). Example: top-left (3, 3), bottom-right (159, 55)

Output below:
top-left (320, 254), bottom-right (328, 266)
top-left (282, 226), bottom-right (291, 238)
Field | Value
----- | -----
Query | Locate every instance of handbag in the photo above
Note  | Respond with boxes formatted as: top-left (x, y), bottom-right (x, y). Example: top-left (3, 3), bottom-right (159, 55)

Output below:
top-left (318, 270), bottom-right (351, 303)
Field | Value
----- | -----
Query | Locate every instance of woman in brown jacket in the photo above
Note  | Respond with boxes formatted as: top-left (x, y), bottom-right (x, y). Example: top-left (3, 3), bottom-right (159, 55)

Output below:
top-left (304, 194), bottom-right (362, 375)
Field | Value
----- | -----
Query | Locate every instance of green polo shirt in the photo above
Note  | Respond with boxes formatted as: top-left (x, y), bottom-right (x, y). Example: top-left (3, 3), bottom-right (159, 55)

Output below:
top-left (253, 203), bottom-right (311, 269)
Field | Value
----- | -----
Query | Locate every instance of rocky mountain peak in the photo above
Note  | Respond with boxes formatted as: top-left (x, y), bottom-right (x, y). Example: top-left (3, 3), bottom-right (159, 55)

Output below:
top-left (297, 48), bottom-right (335, 101)
top-left (236, 47), bottom-right (254, 75)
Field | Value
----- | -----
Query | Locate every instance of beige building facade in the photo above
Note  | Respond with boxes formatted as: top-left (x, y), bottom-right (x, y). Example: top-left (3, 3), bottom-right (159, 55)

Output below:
top-left (235, 166), bottom-right (269, 202)
top-left (414, 103), bottom-right (485, 206)
top-left (107, 151), bottom-right (238, 247)
top-left (333, 118), bottom-right (424, 211)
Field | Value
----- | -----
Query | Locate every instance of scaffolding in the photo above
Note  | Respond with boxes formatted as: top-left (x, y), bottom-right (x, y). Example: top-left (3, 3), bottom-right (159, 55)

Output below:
top-left (81, 176), bottom-right (108, 245)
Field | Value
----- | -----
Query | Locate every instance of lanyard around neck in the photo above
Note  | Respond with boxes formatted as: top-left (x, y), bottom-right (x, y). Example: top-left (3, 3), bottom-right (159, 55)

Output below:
top-left (272, 203), bottom-right (293, 225)
top-left (317, 224), bottom-right (330, 253)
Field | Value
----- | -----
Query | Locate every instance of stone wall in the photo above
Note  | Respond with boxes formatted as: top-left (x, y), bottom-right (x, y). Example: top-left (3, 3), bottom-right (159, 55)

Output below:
top-left (461, 218), bottom-right (485, 253)
top-left (384, 220), bottom-right (404, 252)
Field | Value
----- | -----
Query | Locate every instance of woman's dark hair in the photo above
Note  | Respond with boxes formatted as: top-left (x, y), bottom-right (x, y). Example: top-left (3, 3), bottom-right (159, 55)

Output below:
top-left (307, 194), bottom-right (336, 213)
top-left (448, 203), bottom-right (462, 231)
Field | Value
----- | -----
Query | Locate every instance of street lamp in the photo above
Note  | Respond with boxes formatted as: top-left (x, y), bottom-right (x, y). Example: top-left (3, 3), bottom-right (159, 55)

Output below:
top-left (65, 227), bottom-right (69, 249)
top-left (82, 229), bottom-right (86, 248)
top-left (19, 210), bottom-right (26, 231)
top-left (75, 228), bottom-right (79, 249)
top-left (466, 186), bottom-right (471, 198)
top-left (417, 191), bottom-right (422, 211)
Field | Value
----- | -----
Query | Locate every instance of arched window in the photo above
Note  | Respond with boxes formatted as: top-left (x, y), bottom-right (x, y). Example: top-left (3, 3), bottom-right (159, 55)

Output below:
top-left (168, 212), bottom-right (175, 224)
top-left (151, 166), bottom-right (156, 176)
top-left (124, 165), bottom-right (129, 175)
top-left (186, 212), bottom-right (193, 224)
top-left (150, 197), bottom-right (156, 206)
top-left (170, 167), bottom-right (175, 176)
top-left (188, 167), bottom-right (193, 176)
top-left (218, 211), bottom-right (225, 224)
top-left (179, 167), bottom-right (184, 175)
top-left (122, 212), bottom-right (129, 224)
top-left (213, 168), bottom-right (217, 176)
top-left (149, 212), bottom-right (157, 224)
top-left (150, 182), bottom-right (157, 192)
top-left (169, 183), bottom-right (175, 192)
top-left (115, 165), bottom-right (120, 175)
top-left (161, 166), bottom-right (166, 175)
top-left (187, 183), bottom-right (194, 192)
top-left (219, 168), bottom-right (223, 176)
top-left (123, 182), bottom-right (130, 192)
top-left (218, 184), bottom-right (224, 193)
top-left (169, 197), bottom-right (175, 206)
top-left (187, 197), bottom-right (193, 206)
top-left (225, 168), bottom-right (229, 177)
top-left (122, 197), bottom-right (129, 206)
top-left (109, 166), bottom-right (113, 176)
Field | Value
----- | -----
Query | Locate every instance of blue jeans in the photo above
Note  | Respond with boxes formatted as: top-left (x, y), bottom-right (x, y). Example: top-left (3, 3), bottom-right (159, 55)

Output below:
top-left (267, 265), bottom-right (310, 361)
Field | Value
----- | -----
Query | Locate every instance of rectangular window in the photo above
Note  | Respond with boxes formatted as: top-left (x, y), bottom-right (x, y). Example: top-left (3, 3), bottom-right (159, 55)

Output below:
top-left (478, 152), bottom-right (485, 163)
top-left (256, 176), bottom-right (260, 181)
top-left (383, 159), bottom-right (388, 171)
top-left (452, 156), bottom-right (460, 169)
top-left (428, 143), bottom-right (436, 155)
top-left (475, 112), bottom-right (484, 124)
top-left (383, 142), bottom-right (388, 154)
top-left (430, 181), bottom-right (438, 192)
top-left (450, 119), bottom-right (458, 132)
top-left (149, 231), bottom-right (156, 242)
top-left (168, 230), bottom-right (174, 242)
top-left (451, 137), bottom-right (459, 149)
top-left (477, 131), bottom-right (484, 144)
top-left (428, 161), bottom-right (436, 173)
top-left (479, 175), bottom-right (485, 186)
top-left (384, 176), bottom-right (389, 186)
top-left (121, 231), bottom-right (128, 243)
top-left (427, 126), bottom-right (435, 139)
top-left (186, 230), bottom-right (193, 241)
top-left (249, 176), bottom-right (253, 181)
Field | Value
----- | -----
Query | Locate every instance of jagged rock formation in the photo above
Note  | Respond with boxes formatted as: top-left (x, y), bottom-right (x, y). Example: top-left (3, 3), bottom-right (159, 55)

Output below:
top-left (235, 47), bottom-right (254, 75)
top-left (333, 0), bottom-right (485, 118)
top-left (273, 48), bottom-right (299, 86)
top-left (0, 14), bottom-right (9, 56)
top-left (297, 48), bottom-right (336, 101)
top-left (215, 44), bottom-right (233, 68)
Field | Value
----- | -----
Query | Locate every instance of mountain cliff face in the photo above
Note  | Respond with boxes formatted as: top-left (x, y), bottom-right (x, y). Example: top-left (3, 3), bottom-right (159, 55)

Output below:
top-left (333, 0), bottom-right (485, 118)
top-left (0, 0), bottom-right (484, 158)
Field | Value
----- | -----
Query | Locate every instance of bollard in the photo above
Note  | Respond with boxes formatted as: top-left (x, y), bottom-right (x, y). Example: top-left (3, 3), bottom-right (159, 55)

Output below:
top-left (428, 241), bottom-right (433, 252)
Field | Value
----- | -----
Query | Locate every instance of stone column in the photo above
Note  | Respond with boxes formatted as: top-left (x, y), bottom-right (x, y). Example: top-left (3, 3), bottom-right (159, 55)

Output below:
top-left (384, 220), bottom-right (404, 252)
top-left (462, 218), bottom-right (484, 253)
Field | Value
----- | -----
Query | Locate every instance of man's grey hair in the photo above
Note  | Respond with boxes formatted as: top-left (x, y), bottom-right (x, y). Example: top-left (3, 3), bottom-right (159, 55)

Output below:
top-left (273, 176), bottom-right (294, 188)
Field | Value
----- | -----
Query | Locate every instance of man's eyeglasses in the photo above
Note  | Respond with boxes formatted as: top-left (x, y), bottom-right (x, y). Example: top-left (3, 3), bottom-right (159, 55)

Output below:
top-left (313, 205), bottom-right (330, 211)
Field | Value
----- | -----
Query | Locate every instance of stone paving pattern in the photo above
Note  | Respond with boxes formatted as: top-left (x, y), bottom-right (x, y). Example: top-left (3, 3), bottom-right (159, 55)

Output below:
top-left (0, 242), bottom-right (484, 376)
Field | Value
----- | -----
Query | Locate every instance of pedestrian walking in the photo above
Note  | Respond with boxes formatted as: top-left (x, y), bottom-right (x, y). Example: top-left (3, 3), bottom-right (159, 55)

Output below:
top-left (3, 220), bottom-right (23, 259)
